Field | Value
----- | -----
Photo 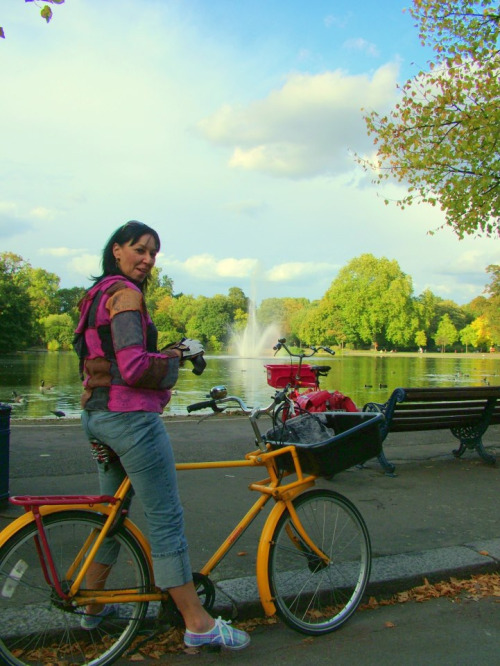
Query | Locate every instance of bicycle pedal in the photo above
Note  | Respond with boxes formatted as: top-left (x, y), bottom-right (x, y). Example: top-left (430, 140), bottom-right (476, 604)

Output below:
top-left (158, 598), bottom-right (184, 628)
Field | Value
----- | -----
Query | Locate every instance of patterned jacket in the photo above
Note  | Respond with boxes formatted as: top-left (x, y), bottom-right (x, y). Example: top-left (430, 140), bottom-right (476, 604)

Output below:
top-left (74, 275), bottom-right (179, 413)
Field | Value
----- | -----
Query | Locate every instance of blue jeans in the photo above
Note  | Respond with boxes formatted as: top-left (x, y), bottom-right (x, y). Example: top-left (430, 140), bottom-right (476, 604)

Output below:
top-left (81, 410), bottom-right (192, 589)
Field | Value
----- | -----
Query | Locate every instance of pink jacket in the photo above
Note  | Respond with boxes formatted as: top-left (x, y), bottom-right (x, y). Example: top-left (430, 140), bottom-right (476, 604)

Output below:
top-left (75, 275), bottom-right (179, 413)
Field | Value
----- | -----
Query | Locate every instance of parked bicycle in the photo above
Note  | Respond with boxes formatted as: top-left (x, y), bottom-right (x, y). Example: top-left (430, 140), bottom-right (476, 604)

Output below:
top-left (265, 338), bottom-right (357, 419)
top-left (0, 384), bottom-right (383, 666)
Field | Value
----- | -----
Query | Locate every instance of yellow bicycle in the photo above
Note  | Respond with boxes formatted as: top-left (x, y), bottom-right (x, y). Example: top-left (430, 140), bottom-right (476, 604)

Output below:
top-left (0, 385), bottom-right (383, 666)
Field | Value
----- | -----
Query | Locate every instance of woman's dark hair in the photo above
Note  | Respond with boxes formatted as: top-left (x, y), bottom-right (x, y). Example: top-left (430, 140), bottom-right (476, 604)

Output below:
top-left (92, 220), bottom-right (161, 291)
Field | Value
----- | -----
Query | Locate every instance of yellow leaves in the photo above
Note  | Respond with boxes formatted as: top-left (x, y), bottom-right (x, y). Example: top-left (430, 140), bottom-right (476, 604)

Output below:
top-left (40, 5), bottom-right (54, 23)
top-left (360, 572), bottom-right (500, 613)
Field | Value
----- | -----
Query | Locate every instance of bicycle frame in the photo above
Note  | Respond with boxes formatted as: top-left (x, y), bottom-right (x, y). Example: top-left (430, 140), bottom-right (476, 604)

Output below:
top-left (4, 442), bottom-right (326, 618)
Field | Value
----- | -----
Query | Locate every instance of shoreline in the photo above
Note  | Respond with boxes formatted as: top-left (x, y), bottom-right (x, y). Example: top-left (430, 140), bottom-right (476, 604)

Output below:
top-left (3, 351), bottom-right (499, 425)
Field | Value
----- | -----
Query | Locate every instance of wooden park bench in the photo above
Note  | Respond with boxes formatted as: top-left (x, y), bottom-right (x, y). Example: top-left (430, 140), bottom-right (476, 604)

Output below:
top-left (362, 385), bottom-right (500, 475)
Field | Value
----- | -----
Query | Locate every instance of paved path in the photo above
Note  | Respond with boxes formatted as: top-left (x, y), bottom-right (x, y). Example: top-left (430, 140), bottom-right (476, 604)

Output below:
top-left (1, 416), bottom-right (499, 663)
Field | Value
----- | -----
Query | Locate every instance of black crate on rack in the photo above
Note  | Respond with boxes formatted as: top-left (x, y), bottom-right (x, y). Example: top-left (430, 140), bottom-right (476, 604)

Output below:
top-left (265, 411), bottom-right (383, 477)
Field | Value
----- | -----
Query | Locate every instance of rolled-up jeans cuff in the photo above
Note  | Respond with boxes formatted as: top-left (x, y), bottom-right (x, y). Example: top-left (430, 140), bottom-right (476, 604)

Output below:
top-left (153, 548), bottom-right (192, 589)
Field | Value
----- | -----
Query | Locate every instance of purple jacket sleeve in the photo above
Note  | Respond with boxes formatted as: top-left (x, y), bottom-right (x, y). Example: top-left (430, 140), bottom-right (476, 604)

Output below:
top-left (107, 287), bottom-right (180, 390)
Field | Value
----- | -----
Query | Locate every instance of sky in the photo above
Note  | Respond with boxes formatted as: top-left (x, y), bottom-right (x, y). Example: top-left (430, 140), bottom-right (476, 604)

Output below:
top-left (1, 0), bottom-right (498, 306)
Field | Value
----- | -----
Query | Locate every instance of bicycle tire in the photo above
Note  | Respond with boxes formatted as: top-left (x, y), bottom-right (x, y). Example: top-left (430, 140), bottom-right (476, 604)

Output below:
top-left (268, 488), bottom-right (371, 635)
top-left (0, 509), bottom-right (151, 666)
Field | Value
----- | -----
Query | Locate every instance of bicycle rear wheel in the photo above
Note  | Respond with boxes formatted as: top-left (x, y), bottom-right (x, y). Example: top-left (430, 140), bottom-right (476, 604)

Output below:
top-left (268, 489), bottom-right (371, 635)
top-left (0, 510), bottom-right (151, 666)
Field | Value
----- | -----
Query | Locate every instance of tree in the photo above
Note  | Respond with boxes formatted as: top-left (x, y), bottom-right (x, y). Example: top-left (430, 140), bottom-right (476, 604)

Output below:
top-left (415, 330), bottom-right (427, 349)
top-left (483, 264), bottom-right (500, 344)
top-left (227, 287), bottom-right (249, 315)
top-left (470, 314), bottom-right (493, 349)
top-left (433, 313), bottom-right (458, 351)
top-left (191, 295), bottom-right (233, 348)
top-left (40, 313), bottom-right (74, 350)
top-left (26, 267), bottom-right (60, 320)
top-left (145, 267), bottom-right (174, 314)
top-left (362, 0), bottom-right (500, 238)
top-left (1, 0), bottom-right (65, 39)
top-left (56, 286), bottom-right (86, 325)
top-left (460, 323), bottom-right (477, 352)
top-left (320, 254), bottom-right (419, 349)
top-left (258, 297), bottom-right (310, 341)
top-left (0, 253), bottom-right (38, 351)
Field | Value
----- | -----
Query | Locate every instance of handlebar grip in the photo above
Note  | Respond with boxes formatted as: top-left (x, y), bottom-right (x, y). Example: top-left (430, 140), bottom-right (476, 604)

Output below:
top-left (187, 399), bottom-right (217, 413)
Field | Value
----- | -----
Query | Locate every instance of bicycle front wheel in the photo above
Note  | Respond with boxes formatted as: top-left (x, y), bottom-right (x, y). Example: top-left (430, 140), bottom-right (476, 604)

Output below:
top-left (0, 510), bottom-right (151, 666)
top-left (268, 489), bottom-right (371, 635)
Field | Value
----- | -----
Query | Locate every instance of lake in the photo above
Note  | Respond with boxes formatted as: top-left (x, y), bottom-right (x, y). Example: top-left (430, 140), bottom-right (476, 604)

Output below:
top-left (1, 350), bottom-right (499, 420)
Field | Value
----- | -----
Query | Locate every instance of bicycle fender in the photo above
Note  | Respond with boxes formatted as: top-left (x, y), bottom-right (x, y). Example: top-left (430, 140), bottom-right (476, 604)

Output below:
top-left (0, 505), bottom-right (151, 564)
top-left (256, 501), bottom-right (289, 617)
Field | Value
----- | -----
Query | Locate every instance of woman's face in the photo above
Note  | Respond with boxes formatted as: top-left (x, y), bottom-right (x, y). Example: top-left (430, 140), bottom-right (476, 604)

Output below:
top-left (112, 233), bottom-right (158, 283)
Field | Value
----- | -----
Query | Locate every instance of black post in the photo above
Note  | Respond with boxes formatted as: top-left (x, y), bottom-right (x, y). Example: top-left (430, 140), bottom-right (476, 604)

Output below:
top-left (0, 402), bottom-right (12, 506)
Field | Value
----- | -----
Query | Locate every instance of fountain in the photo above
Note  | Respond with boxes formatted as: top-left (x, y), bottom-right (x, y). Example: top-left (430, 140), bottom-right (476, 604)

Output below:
top-left (232, 300), bottom-right (280, 358)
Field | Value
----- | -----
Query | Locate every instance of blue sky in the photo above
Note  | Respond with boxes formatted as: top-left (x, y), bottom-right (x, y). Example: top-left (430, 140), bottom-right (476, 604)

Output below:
top-left (1, 0), bottom-right (498, 305)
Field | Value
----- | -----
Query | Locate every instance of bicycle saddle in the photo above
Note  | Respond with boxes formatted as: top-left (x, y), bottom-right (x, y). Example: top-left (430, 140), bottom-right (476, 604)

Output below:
top-left (310, 365), bottom-right (331, 375)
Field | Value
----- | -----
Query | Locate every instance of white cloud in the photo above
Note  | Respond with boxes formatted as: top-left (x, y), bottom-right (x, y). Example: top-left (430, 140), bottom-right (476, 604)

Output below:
top-left (0, 202), bottom-right (18, 215)
top-left (29, 206), bottom-right (55, 220)
top-left (69, 254), bottom-right (100, 279)
top-left (343, 37), bottom-right (380, 58)
top-left (222, 200), bottom-right (267, 216)
top-left (160, 254), bottom-right (340, 287)
top-left (198, 64), bottom-right (399, 178)
top-left (266, 261), bottom-right (339, 282)
top-left (161, 254), bottom-right (261, 280)
top-left (324, 14), bottom-right (350, 29)
top-left (39, 247), bottom-right (86, 257)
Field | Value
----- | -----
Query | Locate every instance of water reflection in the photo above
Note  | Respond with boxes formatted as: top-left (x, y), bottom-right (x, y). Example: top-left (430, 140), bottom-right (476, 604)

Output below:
top-left (1, 351), bottom-right (499, 420)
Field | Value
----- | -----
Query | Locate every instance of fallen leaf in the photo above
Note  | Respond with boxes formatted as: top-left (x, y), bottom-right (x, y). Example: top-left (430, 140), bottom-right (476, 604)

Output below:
top-left (385, 621), bottom-right (396, 628)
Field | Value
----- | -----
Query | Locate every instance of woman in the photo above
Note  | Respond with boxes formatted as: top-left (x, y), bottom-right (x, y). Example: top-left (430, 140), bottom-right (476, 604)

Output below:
top-left (75, 220), bottom-right (250, 650)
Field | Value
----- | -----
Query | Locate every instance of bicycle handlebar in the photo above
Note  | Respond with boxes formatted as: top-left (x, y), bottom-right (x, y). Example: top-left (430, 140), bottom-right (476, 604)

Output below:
top-left (187, 388), bottom-right (289, 416)
top-left (273, 338), bottom-right (335, 359)
top-left (186, 399), bottom-right (220, 413)
top-left (187, 388), bottom-right (291, 452)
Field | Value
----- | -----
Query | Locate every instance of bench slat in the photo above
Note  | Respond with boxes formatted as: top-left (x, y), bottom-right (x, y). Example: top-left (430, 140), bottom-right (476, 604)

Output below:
top-left (401, 386), bottom-right (500, 401)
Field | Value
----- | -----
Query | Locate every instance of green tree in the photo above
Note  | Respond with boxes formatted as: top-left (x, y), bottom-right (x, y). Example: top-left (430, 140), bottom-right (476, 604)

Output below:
top-left (320, 254), bottom-right (419, 349)
top-left (433, 313), bottom-right (458, 351)
top-left (26, 267), bottom-right (60, 320)
top-left (483, 264), bottom-right (500, 344)
top-left (460, 323), bottom-right (477, 352)
top-left (145, 267), bottom-right (175, 314)
top-left (227, 287), bottom-right (249, 315)
top-left (56, 286), bottom-right (86, 325)
top-left (415, 330), bottom-right (427, 349)
top-left (257, 297), bottom-right (310, 341)
top-left (192, 295), bottom-right (233, 348)
top-left (40, 313), bottom-right (74, 350)
top-left (415, 289), bottom-right (440, 332)
top-left (362, 0), bottom-right (500, 238)
top-left (0, 253), bottom-right (37, 351)
top-left (232, 308), bottom-right (248, 335)
top-left (434, 299), bottom-right (471, 332)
